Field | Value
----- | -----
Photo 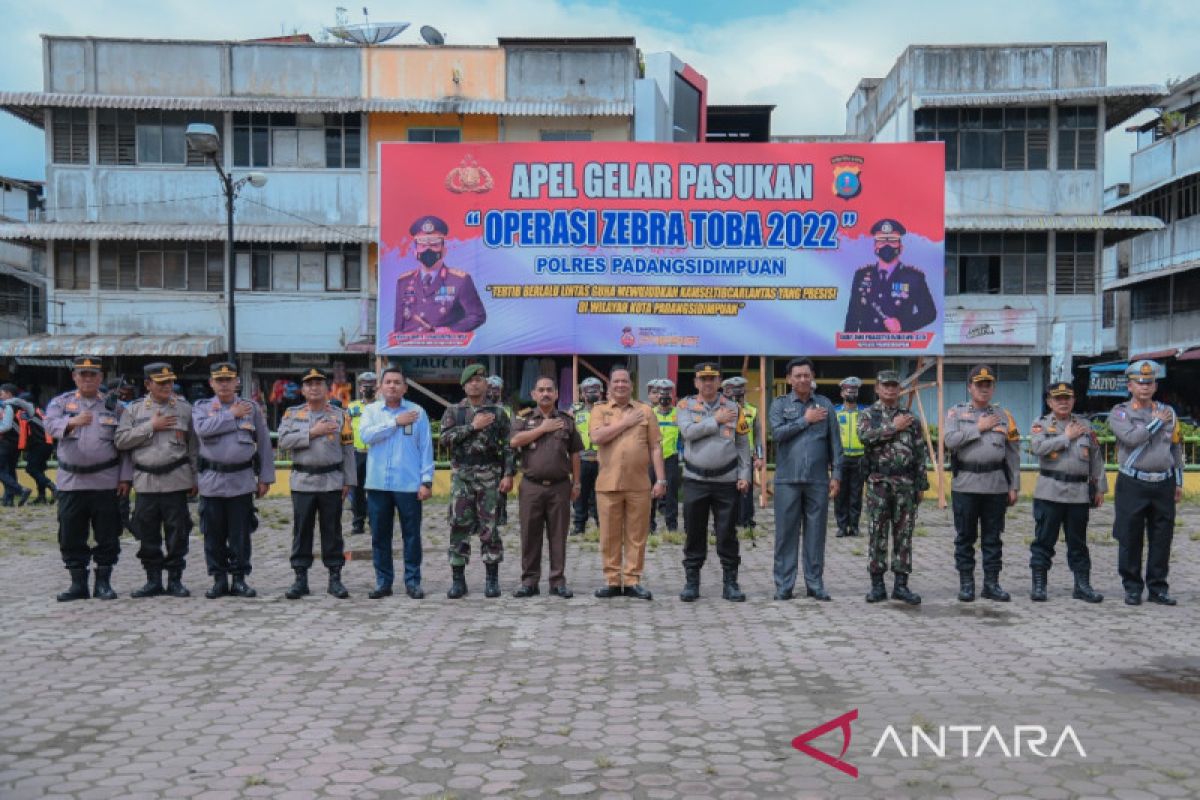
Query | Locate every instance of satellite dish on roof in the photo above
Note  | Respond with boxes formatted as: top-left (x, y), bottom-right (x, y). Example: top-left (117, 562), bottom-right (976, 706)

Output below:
top-left (325, 21), bottom-right (410, 44)
top-left (420, 25), bottom-right (445, 46)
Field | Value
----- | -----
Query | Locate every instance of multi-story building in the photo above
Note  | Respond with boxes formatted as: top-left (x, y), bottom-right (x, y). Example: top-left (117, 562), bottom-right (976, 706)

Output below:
top-left (0, 176), bottom-right (46, 344)
top-left (845, 43), bottom-right (1164, 424)
top-left (1102, 71), bottom-right (1200, 414)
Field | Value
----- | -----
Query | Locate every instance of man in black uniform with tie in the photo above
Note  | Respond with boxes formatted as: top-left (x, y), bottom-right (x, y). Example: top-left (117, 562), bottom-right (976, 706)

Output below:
top-left (844, 218), bottom-right (937, 334)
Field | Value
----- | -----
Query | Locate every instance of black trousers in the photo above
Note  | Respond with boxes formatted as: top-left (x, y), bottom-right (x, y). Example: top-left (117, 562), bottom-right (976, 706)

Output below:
top-left (133, 490), bottom-right (191, 571)
top-left (649, 454), bottom-right (681, 532)
top-left (1030, 499), bottom-right (1090, 573)
top-left (57, 489), bottom-right (121, 570)
top-left (952, 491), bottom-right (1006, 574)
top-left (200, 493), bottom-right (255, 577)
top-left (834, 455), bottom-right (865, 535)
top-left (291, 490), bottom-right (346, 570)
top-left (349, 451), bottom-right (368, 531)
top-left (24, 441), bottom-right (55, 496)
top-left (681, 478), bottom-right (740, 571)
top-left (1113, 473), bottom-right (1175, 595)
top-left (572, 459), bottom-right (600, 532)
top-left (737, 467), bottom-right (756, 527)
top-left (0, 440), bottom-right (22, 500)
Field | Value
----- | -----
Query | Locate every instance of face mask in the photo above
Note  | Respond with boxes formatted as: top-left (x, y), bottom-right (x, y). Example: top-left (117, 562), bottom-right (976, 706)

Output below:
top-left (731, 392), bottom-right (745, 403)
top-left (583, 391), bottom-right (600, 403)
top-left (843, 392), bottom-right (858, 403)
top-left (657, 395), bottom-right (672, 407)
top-left (417, 249), bottom-right (441, 268)
top-left (361, 387), bottom-right (376, 400)
top-left (876, 244), bottom-right (899, 263)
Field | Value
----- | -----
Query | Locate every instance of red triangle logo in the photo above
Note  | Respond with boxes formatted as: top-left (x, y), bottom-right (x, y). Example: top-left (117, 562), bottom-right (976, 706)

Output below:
top-left (791, 709), bottom-right (858, 778)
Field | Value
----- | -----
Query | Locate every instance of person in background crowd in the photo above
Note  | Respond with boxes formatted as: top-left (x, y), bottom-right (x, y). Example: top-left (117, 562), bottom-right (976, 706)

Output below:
top-left (648, 378), bottom-right (681, 535)
top-left (833, 377), bottom-right (866, 538)
top-left (571, 377), bottom-right (604, 535)
top-left (0, 384), bottom-right (33, 507)
top-left (17, 391), bottom-right (56, 504)
top-left (722, 376), bottom-right (762, 532)
top-left (346, 371), bottom-right (377, 535)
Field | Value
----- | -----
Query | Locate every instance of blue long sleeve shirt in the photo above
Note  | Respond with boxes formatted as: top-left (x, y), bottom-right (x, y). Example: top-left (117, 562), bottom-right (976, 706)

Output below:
top-left (360, 399), bottom-right (435, 492)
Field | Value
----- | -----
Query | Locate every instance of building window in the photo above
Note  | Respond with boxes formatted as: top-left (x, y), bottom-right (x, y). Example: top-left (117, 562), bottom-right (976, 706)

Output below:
top-left (54, 243), bottom-right (90, 290)
top-left (1102, 290), bottom-right (1115, 328)
top-left (1131, 276), bottom-right (1170, 320)
top-left (234, 244), bottom-right (362, 292)
top-left (915, 107), bottom-right (1049, 171)
top-left (407, 128), bottom-right (462, 143)
top-left (100, 242), bottom-right (224, 292)
top-left (51, 109), bottom-right (89, 165)
top-left (232, 112), bottom-right (361, 168)
top-left (945, 232), bottom-right (1047, 295)
top-left (1057, 106), bottom-right (1098, 170)
top-left (1173, 270), bottom-right (1200, 314)
top-left (97, 110), bottom-right (136, 165)
top-left (540, 130), bottom-right (594, 142)
top-left (1054, 232), bottom-right (1097, 295)
top-left (98, 111), bottom-right (222, 166)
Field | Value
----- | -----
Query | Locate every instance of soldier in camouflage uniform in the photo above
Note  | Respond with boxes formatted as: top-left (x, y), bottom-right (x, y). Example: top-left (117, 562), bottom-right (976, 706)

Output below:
top-left (440, 363), bottom-right (515, 599)
top-left (857, 370), bottom-right (929, 605)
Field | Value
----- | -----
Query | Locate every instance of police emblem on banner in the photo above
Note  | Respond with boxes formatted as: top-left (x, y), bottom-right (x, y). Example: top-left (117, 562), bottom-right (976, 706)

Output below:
top-left (445, 155), bottom-right (494, 193)
top-left (831, 155), bottom-right (864, 200)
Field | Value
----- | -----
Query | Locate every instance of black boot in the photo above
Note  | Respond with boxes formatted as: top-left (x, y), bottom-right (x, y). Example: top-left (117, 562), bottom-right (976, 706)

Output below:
top-left (1072, 571), bottom-right (1103, 603)
top-left (327, 567), bottom-right (349, 599)
top-left (56, 568), bottom-right (90, 602)
top-left (93, 567), bottom-right (118, 600)
top-left (958, 570), bottom-right (975, 602)
top-left (865, 572), bottom-right (887, 603)
top-left (679, 568), bottom-right (700, 602)
top-left (285, 568), bottom-right (310, 600)
top-left (230, 574), bottom-right (257, 598)
top-left (981, 572), bottom-right (1010, 602)
top-left (205, 574), bottom-right (229, 599)
top-left (166, 568), bottom-right (190, 598)
top-left (447, 565), bottom-right (468, 599)
top-left (484, 563), bottom-right (501, 598)
top-left (891, 573), bottom-right (921, 605)
top-left (1030, 567), bottom-right (1048, 602)
top-left (721, 568), bottom-right (746, 602)
top-left (130, 568), bottom-right (164, 598)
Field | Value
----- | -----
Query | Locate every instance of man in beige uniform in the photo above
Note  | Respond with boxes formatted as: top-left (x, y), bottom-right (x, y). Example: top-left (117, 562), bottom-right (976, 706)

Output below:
top-left (277, 368), bottom-right (357, 600)
top-left (115, 362), bottom-right (198, 598)
top-left (589, 367), bottom-right (666, 600)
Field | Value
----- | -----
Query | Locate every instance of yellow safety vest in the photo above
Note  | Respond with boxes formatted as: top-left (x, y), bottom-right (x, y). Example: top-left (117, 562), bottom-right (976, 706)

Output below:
top-left (835, 404), bottom-right (864, 456)
top-left (348, 400), bottom-right (369, 452)
top-left (655, 407), bottom-right (680, 459)
top-left (575, 404), bottom-right (594, 453)
top-left (743, 402), bottom-right (758, 452)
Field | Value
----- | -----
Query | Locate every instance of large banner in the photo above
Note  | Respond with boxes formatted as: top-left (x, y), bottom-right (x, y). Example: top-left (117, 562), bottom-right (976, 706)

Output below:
top-left (378, 142), bottom-right (944, 355)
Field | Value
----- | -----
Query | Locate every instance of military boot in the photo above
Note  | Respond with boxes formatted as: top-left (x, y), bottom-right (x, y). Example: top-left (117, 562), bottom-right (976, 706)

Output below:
top-left (1072, 571), bottom-right (1103, 603)
top-left (230, 574), bottom-right (257, 598)
top-left (721, 568), bottom-right (746, 602)
top-left (957, 570), bottom-right (975, 602)
top-left (1030, 567), bottom-right (1048, 602)
top-left (131, 568), bottom-right (164, 598)
top-left (56, 568), bottom-right (90, 602)
top-left (285, 568), bottom-right (310, 600)
top-left (679, 568), bottom-right (700, 602)
top-left (93, 567), bottom-right (118, 600)
top-left (165, 568), bottom-right (190, 598)
top-left (447, 565), bottom-right (468, 599)
top-left (981, 572), bottom-right (1011, 602)
top-left (327, 566), bottom-right (349, 599)
top-left (484, 563), bottom-right (501, 598)
top-left (205, 574), bottom-right (229, 599)
top-left (891, 573), bottom-right (921, 605)
top-left (865, 572), bottom-right (887, 603)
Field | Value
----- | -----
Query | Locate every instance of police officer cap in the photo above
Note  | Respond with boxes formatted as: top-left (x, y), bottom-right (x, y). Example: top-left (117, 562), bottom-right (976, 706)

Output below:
top-left (1046, 381), bottom-right (1074, 397)
top-left (870, 218), bottom-right (906, 236)
top-left (840, 376), bottom-right (863, 388)
top-left (144, 362), bottom-right (176, 383)
top-left (658, 379), bottom-right (675, 390)
top-left (357, 371), bottom-right (378, 384)
top-left (486, 375), bottom-right (504, 388)
top-left (722, 376), bottom-right (747, 389)
top-left (694, 361), bottom-right (721, 379)
top-left (210, 361), bottom-right (238, 379)
top-left (968, 364), bottom-right (997, 384)
top-left (301, 367), bottom-right (329, 383)
top-left (580, 377), bottom-right (602, 390)
top-left (876, 369), bottom-right (901, 385)
top-left (1126, 359), bottom-right (1161, 383)
top-left (460, 363), bottom-right (487, 385)
top-left (73, 355), bottom-right (103, 372)
top-left (409, 215), bottom-right (449, 237)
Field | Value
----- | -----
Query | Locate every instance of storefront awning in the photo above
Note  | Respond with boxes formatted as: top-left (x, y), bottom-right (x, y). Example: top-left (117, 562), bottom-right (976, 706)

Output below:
top-left (1177, 346), bottom-right (1200, 361)
top-left (0, 222), bottom-right (375, 244)
top-left (0, 333), bottom-right (225, 357)
top-left (1130, 348), bottom-right (1178, 361)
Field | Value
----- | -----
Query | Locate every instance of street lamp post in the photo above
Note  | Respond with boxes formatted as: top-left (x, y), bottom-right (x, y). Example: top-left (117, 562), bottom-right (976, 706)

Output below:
top-left (184, 123), bottom-right (267, 366)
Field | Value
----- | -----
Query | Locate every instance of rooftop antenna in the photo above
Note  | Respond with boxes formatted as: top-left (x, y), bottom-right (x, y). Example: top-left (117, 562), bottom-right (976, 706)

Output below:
top-left (420, 25), bottom-right (446, 46)
top-left (325, 6), bottom-right (409, 44)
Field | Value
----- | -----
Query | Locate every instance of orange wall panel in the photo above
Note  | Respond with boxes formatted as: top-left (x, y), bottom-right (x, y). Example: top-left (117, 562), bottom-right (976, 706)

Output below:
top-left (365, 47), bottom-right (505, 100)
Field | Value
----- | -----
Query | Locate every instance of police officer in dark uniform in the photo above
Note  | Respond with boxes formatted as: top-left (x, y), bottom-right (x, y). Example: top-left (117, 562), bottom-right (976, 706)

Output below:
top-left (44, 356), bottom-right (134, 601)
top-left (1028, 381), bottom-right (1107, 603)
top-left (277, 368), bottom-right (357, 600)
top-left (193, 362), bottom-right (276, 599)
top-left (393, 216), bottom-right (487, 334)
top-left (843, 219), bottom-right (937, 333)
top-left (1110, 360), bottom-right (1184, 606)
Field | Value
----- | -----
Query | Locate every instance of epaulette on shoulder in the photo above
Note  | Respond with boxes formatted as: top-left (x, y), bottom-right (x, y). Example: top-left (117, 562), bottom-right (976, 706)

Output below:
top-left (447, 268), bottom-right (467, 277)
top-left (518, 408), bottom-right (533, 418)
top-left (399, 269), bottom-right (418, 279)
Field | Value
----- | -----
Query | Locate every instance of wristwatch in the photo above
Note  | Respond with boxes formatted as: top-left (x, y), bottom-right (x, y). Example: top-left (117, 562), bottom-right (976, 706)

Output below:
top-left (655, 479), bottom-right (668, 486)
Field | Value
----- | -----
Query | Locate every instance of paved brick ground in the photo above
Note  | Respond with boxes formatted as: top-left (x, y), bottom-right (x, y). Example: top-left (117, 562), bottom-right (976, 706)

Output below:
top-left (0, 495), bottom-right (1197, 799)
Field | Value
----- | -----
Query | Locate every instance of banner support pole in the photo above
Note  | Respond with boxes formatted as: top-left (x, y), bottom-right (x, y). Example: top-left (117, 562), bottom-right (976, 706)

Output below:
top-left (759, 355), bottom-right (768, 509)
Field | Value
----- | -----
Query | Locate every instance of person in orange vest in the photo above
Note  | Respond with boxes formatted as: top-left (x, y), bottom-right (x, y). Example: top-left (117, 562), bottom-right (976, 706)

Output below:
top-left (16, 392), bottom-right (56, 504)
top-left (0, 383), bottom-right (33, 506)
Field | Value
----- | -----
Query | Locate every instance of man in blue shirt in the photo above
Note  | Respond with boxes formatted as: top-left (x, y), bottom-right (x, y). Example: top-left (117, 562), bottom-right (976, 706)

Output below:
top-left (360, 365), bottom-right (435, 599)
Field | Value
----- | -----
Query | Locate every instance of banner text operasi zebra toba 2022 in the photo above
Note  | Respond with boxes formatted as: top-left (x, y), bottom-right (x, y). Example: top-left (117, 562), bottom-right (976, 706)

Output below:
top-left (377, 142), bottom-right (945, 355)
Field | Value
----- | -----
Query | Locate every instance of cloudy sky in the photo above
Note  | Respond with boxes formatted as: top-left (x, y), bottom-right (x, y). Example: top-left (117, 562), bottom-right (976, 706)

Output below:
top-left (1, 0), bottom-right (1197, 182)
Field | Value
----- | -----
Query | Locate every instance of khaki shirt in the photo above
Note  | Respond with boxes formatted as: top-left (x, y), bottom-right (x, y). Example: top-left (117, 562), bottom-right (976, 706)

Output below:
top-left (1110, 400), bottom-right (1185, 476)
top-left (512, 407), bottom-right (583, 483)
top-left (277, 403), bottom-right (357, 493)
top-left (943, 402), bottom-right (1021, 494)
top-left (590, 399), bottom-right (661, 492)
top-left (676, 395), bottom-right (751, 483)
top-left (1030, 413), bottom-right (1107, 504)
top-left (115, 396), bottom-right (198, 494)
